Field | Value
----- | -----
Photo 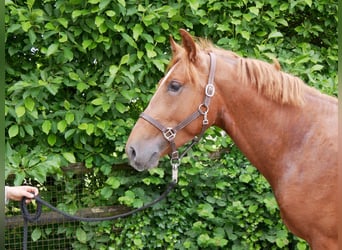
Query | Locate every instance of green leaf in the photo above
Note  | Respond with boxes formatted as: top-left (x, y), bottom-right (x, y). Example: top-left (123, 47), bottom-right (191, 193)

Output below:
top-left (76, 82), bottom-right (89, 92)
top-left (105, 176), bottom-right (121, 189)
top-left (78, 123), bottom-right (88, 130)
top-left (58, 32), bottom-right (68, 43)
top-left (57, 18), bottom-right (68, 28)
top-left (82, 39), bottom-right (93, 50)
top-left (85, 157), bottom-right (93, 168)
top-left (105, 10), bottom-right (116, 17)
top-left (239, 173), bottom-right (252, 183)
top-left (15, 106), bottom-right (26, 117)
top-left (137, 51), bottom-right (144, 59)
top-left (47, 134), bottom-right (56, 146)
top-left (132, 24), bottom-right (143, 40)
top-left (280, 3), bottom-right (289, 11)
top-left (45, 84), bottom-right (59, 95)
top-left (21, 21), bottom-right (31, 32)
top-left (7, 24), bottom-right (21, 33)
top-left (249, 6), bottom-right (259, 15)
top-left (72, 10), bottom-right (84, 20)
top-left (142, 14), bottom-right (156, 26)
top-left (304, 0), bottom-right (312, 7)
top-left (197, 203), bottom-right (214, 218)
top-left (69, 72), bottom-right (80, 81)
top-left (268, 31), bottom-right (283, 39)
top-left (62, 152), bottom-right (76, 163)
top-left (31, 228), bottom-right (42, 242)
top-left (161, 22), bottom-right (169, 30)
top-left (240, 31), bottom-right (250, 40)
top-left (95, 16), bottom-right (105, 27)
top-left (197, 233), bottom-right (210, 246)
top-left (42, 120), bottom-right (52, 135)
top-left (91, 97), bottom-right (103, 105)
top-left (86, 124), bottom-right (94, 135)
top-left (121, 33), bottom-right (137, 48)
top-left (65, 112), bottom-right (75, 124)
top-left (100, 186), bottom-right (113, 199)
top-left (311, 64), bottom-right (324, 72)
top-left (99, 0), bottom-right (111, 10)
top-left (118, 190), bottom-right (135, 205)
top-left (64, 129), bottom-right (76, 140)
top-left (28, 30), bottom-right (36, 44)
top-left (64, 100), bottom-right (71, 110)
top-left (120, 54), bottom-right (130, 65)
top-left (76, 228), bottom-right (87, 244)
top-left (57, 120), bottom-right (67, 133)
top-left (27, 0), bottom-right (35, 9)
top-left (24, 97), bottom-right (35, 111)
top-left (115, 102), bottom-right (126, 113)
top-left (8, 125), bottom-right (19, 138)
top-left (46, 43), bottom-right (59, 56)
top-left (118, 0), bottom-right (125, 7)
top-left (188, 0), bottom-right (199, 10)
top-left (145, 43), bottom-right (157, 58)
top-left (24, 124), bottom-right (34, 136)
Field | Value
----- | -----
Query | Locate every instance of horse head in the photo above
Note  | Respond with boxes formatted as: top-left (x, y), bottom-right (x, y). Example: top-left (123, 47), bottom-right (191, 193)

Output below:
top-left (126, 29), bottom-right (219, 171)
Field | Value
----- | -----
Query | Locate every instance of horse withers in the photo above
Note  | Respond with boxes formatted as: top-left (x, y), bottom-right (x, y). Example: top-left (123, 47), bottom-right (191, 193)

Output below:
top-left (126, 29), bottom-right (338, 249)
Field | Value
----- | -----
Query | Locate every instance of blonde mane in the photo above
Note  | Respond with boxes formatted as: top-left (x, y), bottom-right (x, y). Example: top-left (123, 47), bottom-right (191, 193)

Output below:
top-left (198, 39), bottom-right (306, 106)
top-left (237, 58), bottom-right (305, 106)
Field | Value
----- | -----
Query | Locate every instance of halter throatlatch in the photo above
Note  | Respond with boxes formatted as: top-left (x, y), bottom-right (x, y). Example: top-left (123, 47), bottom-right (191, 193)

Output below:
top-left (140, 52), bottom-right (217, 183)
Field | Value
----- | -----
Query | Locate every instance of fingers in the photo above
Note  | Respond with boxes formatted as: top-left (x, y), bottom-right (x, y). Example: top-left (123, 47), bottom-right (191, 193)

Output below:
top-left (21, 186), bottom-right (39, 197)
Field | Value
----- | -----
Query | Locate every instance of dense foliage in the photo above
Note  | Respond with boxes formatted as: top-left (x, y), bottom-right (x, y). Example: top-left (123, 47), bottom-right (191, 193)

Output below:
top-left (5, 0), bottom-right (337, 249)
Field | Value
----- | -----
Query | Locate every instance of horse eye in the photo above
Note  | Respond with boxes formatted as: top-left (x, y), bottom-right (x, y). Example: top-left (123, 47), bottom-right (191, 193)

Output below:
top-left (168, 81), bottom-right (182, 93)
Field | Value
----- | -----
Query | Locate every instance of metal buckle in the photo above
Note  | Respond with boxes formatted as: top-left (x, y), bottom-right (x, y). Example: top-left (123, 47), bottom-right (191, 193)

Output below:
top-left (205, 84), bottom-right (215, 97)
top-left (163, 128), bottom-right (176, 141)
top-left (171, 151), bottom-right (179, 160)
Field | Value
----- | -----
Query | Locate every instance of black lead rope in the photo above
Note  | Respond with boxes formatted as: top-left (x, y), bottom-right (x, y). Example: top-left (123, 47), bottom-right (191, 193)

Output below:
top-left (20, 181), bottom-right (177, 250)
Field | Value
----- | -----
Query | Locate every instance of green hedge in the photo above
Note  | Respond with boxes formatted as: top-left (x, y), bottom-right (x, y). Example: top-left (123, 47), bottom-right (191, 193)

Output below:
top-left (5, 0), bottom-right (337, 249)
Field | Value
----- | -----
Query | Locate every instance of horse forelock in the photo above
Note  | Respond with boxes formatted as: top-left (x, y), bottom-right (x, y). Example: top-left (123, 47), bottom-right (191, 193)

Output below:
top-left (165, 50), bottom-right (204, 87)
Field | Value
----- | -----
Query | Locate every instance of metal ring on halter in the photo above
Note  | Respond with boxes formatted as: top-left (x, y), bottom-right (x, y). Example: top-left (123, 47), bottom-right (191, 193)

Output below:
top-left (198, 103), bottom-right (209, 115)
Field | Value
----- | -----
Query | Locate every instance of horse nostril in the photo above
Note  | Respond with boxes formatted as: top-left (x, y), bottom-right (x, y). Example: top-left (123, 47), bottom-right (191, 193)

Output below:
top-left (129, 146), bottom-right (136, 159)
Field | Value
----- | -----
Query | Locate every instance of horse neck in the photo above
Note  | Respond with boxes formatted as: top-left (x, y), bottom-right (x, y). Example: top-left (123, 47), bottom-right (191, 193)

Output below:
top-left (213, 71), bottom-right (310, 184)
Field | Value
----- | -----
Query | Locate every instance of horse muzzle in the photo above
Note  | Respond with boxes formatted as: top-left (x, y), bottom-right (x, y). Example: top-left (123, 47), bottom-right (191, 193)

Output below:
top-left (126, 136), bottom-right (165, 171)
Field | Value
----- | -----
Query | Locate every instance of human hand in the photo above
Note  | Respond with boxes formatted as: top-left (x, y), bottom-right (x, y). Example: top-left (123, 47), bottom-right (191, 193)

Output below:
top-left (5, 186), bottom-right (39, 204)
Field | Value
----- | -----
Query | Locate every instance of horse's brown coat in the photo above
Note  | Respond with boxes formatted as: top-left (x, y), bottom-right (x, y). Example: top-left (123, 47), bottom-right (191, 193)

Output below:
top-left (126, 29), bottom-right (338, 249)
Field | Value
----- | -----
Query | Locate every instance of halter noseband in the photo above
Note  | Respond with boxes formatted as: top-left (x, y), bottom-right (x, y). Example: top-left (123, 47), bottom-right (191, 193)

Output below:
top-left (140, 52), bottom-right (217, 183)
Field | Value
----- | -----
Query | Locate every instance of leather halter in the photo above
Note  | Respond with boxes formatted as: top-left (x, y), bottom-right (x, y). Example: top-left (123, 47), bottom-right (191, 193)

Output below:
top-left (140, 52), bottom-right (217, 182)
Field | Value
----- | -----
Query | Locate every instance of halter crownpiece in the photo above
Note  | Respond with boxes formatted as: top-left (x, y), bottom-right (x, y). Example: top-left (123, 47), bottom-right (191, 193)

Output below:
top-left (139, 52), bottom-right (217, 183)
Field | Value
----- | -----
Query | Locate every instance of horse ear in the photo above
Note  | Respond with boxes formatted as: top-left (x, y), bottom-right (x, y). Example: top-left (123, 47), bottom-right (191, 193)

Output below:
top-left (169, 35), bottom-right (181, 56)
top-left (179, 29), bottom-right (197, 62)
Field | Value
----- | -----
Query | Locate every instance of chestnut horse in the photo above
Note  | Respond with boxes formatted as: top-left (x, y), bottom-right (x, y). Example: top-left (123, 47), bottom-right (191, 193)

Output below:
top-left (126, 29), bottom-right (337, 249)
